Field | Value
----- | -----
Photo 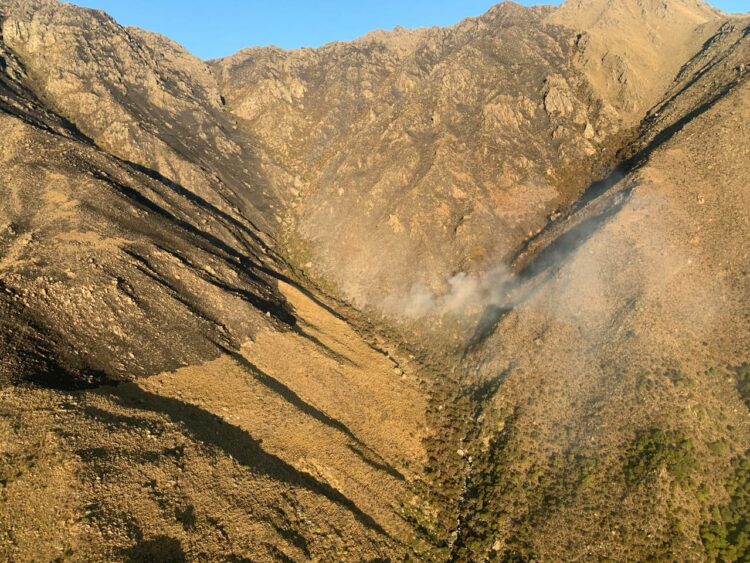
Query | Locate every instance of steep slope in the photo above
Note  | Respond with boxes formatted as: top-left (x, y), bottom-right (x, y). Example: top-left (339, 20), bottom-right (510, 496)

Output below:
top-left (0, 2), bottom-right (431, 560)
top-left (2, 0), bottom-right (283, 232)
top-left (1, 281), bottom-right (428, 561)
top-left (213, 1), bottom-right (734, 319)
top-left (547, 0), bottom-right (722, 122)
top-left (447, 16), bottom-right (750, 561)
top-left (213, 3), bottom-right (627, 309)
top-left (0, 20), bottom-right (291, 386)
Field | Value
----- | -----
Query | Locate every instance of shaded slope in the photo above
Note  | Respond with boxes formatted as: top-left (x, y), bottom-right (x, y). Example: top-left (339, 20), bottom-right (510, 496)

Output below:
top-left (2, 0), bottom-right (284, 234)
top-left (0, 12), bottom-right (293, 386)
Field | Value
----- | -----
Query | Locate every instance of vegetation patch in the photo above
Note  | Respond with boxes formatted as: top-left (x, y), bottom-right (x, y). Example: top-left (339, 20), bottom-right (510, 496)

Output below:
top-left (451, 408), bottom-right (601, 561)
top-left (701, 454), bottom-right (750, 562)
top-left (665, 366), bottom-right (691, 388)
top-left (624, 429), bottom-right (698, 486)
top-left (735, 362), bottom-right (750, 409)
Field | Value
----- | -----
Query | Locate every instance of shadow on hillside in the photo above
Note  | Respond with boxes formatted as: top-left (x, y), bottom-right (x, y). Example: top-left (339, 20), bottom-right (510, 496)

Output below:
top-left (124, 535), bottom-right (186, 563)
top-left (219, 346), bottom-right (404, 481)
top-left (466, 78), bottom-right (743, 353)
top-left (93, 382), bottom-right (388, 537)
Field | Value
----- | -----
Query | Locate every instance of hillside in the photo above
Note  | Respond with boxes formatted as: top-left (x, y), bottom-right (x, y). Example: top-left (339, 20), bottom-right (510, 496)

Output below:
top-left (1, 0), bottom-right (749, 561)
top-left (213, 2), bottom-right (625, 310)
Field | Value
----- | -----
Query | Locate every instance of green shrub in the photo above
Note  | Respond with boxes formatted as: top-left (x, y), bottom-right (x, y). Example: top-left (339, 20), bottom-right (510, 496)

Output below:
top-left (625, 429), bottom-right (698, 486)
top-left (701, 454), bottom-right (750, 562)
top-left (665, 367), bottom-right (691, 387)
top-left (708, 440), bottom-right (729, 457)
top-left (736, 363), bottom-right (750, 409)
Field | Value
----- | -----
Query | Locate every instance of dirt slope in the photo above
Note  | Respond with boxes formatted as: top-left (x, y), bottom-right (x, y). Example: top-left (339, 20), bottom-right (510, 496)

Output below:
top-left (547, 0), bottom-right (722, 122)
top-left (1, 282), bottom-right (427, 561)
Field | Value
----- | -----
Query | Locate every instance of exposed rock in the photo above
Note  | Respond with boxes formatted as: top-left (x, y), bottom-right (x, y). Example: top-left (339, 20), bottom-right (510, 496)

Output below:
top-left (213, 3), bottom-right (624, 308)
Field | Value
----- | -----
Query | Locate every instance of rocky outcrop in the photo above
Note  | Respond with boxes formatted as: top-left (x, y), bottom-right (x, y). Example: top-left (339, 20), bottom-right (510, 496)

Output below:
top-left (2, 0), bottom-right (283, 234)
top-left (212, 3), bottom-right (625, 309)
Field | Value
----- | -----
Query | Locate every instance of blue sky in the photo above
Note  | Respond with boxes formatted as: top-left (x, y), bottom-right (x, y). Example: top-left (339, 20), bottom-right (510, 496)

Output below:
top-left (69, 0), bottom-right (749, 60)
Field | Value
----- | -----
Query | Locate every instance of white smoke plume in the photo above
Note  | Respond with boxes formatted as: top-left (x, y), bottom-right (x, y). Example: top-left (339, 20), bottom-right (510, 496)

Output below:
top-left (383, 188), bottom-right (727, 352)
top-left (387, 264), bottom-right (514, 319)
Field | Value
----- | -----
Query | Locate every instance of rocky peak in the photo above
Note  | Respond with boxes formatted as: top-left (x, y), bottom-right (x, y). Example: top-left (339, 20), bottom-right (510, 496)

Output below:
top-left (547, 0), bottom-right (723, 122)
top-left (211, 1), bottom-right (624, 310)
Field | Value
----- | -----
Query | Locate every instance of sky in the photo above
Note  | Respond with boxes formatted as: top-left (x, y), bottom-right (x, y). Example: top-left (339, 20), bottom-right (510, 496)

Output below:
top-left (69, 0), bottom-right (750, 60)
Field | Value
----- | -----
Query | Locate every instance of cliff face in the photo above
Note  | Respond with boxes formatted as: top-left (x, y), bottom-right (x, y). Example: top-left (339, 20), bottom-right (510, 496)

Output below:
top-left (1, 0), bottom-right (749, 561)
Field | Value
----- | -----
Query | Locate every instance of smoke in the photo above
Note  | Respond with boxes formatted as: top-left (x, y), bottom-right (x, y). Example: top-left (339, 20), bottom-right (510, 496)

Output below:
top-left (385, 263), bottom-right (514, 319)
top-left (384, 192), bottom-right (632, 323)
top-left (382, 187), bottom-right (727, 357)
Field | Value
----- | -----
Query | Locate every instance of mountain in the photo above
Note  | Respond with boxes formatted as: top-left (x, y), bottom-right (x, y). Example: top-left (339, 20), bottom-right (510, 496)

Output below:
top-left (213, 2), bottom-right (625, 310)
top-left (451, 16), bottom-right (750, 559)
top-left (0, 0), bottom-right (748, 561)
top-left (548, 0), bottom-right (723, 120)
top-left (0, 0), bottom-right (291, 387)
